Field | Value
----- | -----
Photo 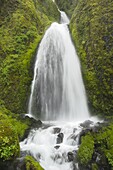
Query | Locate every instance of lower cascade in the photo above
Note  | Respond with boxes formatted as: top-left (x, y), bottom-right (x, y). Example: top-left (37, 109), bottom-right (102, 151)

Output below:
top-left (20, 12), bottom-right (98, 170)
top-left (20, 120), bottom-right (99, 170)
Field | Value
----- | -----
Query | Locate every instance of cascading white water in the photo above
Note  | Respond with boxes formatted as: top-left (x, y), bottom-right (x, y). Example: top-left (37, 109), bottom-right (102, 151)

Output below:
top-left (60, 11), bottom-right (70, 24)
top-left (21, 122), bottom-right (82, 170)
top-left (20, 119), bottom-right (99, 170)
top-left (28, 11), bottom-right (90, 121)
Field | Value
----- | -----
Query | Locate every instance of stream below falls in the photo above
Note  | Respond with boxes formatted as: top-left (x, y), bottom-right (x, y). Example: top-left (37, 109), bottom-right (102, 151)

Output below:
top-left (20, 118), bottom-right (100, 170)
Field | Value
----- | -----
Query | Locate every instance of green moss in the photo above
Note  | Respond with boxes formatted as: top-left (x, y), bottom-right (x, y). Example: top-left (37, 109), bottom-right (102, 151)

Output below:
top-left (93, 123), bottom-right (113, 168)
top-left (0, 0), bottom-right (59, 114)
top-left (0, 112), bottom-right (20, 161)
top-left (77, 122), bottom-right (113, 168)
top-left (70, 0), bottom-right (113, 116)
top-left (0, 103), bottom-right (28, 139)
top-left (77, 133), bottom-right (94, 166)
top-left (25, 156), bottom-right (44, 170)
top-left (92, 163), bottom-right (99, 170)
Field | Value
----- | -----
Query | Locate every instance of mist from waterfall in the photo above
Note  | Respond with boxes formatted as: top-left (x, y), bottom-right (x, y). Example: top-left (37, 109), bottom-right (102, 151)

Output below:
top-left (28, 11), bottom-right (90, 121)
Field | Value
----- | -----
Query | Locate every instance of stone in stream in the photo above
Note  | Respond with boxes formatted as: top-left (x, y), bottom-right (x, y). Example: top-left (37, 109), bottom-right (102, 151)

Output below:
top-left (73, 128), bottom-right (77, 133)
top-left (80, 120), bottom-right (93, 128)
top-left (57, 133), bottom-right (64, 144)
top-left (54, 145), bottom-right (60, 149)
top-left (53, 127), bottom-right (61, 134)
top-left (67, 150), bottom-right (77, 162)
top-left (68, 152), bottom-right (74, 162)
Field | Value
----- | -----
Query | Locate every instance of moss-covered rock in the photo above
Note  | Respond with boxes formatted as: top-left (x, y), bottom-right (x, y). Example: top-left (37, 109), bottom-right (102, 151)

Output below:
top-left (70, 0), bottom-right (113, 116)
top-left (77, 122), bottom-right (113, 169)
top-left (25, 156), bottom-right (44, 170)
top-left (0, 0), bottom-right (60, 114)
top-left (77, 133), bottom-right (94, 166)
top-left (93, 123), bottom-right (113, 169)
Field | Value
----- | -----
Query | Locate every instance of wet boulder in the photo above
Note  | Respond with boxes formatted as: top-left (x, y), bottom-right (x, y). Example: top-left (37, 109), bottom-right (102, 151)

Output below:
top-left (54, 145), bottom-right (60, 149)
top-left (53, 127), bottom-right (61, 134)
top-left (57, 133), bottom-right (64, 144)
top-left (80, 120), bottom-right (93, 128)
top-left (68, 152), bottom-right (74, 162)
top-left (21, 115), bottom-right (42, 128)
top-left (68, 150), bottom-right (77, 162)
top-left (20, 115), bottom-right (42, 140)
top-left (12, 156), bottom-right (44, 170)
top-left (78, 128), bottom-right (92, 144)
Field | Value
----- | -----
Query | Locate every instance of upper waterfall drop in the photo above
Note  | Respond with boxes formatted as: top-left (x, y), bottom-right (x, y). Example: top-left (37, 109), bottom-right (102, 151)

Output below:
top-left (60, 11), bottom-right (70, 24)
top-left (28, 11), bottom-right (90, 121)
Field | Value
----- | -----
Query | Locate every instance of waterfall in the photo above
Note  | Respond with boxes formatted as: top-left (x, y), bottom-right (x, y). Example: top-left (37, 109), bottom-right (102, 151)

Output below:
top-left (21, 12), bottom-right (100, 170)
top-left (60, 11), bottom-right (70, 24)
top-left (28, 11), bottom-right (90, 121)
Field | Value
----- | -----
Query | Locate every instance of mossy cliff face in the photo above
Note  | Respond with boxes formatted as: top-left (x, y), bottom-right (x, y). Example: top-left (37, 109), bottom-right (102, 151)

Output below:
top-left (0, 0), bottom-right (60, 114)
top-left (70, 0), bottom-right (113, 116)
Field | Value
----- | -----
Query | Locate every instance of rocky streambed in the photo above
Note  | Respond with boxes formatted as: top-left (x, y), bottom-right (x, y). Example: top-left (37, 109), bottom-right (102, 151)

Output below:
top-left (16, 117), bottom-right (111, 170)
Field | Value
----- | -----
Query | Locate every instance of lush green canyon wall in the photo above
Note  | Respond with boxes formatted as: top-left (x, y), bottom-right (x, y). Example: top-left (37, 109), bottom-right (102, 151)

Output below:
top-left (70, 0), bottom-right (113, 116)
top-left (0, 0), bottom-right (60, 114)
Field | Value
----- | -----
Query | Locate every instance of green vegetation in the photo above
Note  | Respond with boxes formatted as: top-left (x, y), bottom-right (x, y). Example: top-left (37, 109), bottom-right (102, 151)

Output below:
top-left (92, 163), bottom-right (98, 170)
top-left (25, 156), bottom-right (44, 170)
top-left (94, 123), bottom-right (113, 168)
top-left (70, 0), bottom-right (113, 116)
top-left (0, 111), bottom-right (20, 161)
top-left (0, 0), bottom-right (60, 114)
top-left (77, 123), bottom-right (113, 169)
top-left (77, 133), bottom-right (94, 165)
top-left (0, 101), bottom-right (28, 139)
